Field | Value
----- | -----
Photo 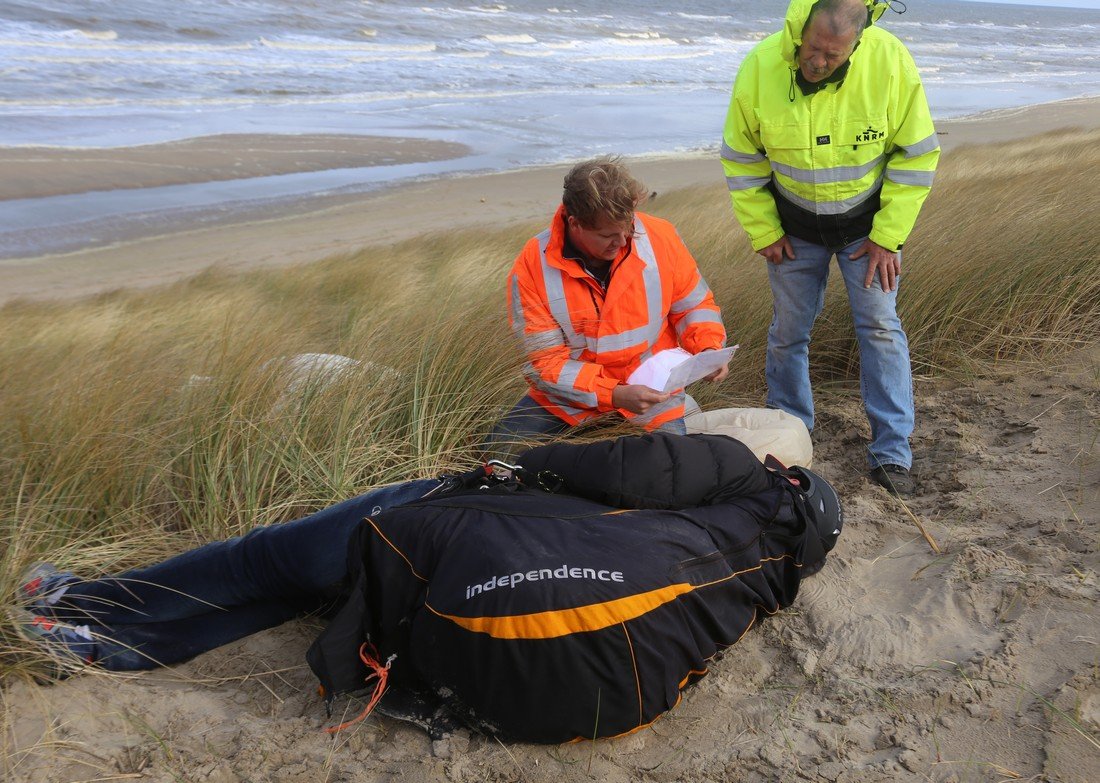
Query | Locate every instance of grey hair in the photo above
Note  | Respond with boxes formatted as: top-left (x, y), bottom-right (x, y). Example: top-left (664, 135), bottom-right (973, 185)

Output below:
top-left (805, 0), bottom-right (869, 39)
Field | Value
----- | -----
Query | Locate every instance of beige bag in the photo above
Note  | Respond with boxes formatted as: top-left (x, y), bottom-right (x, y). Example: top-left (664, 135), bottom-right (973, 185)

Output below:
top-left (685, 407), bottom-right (813, 467)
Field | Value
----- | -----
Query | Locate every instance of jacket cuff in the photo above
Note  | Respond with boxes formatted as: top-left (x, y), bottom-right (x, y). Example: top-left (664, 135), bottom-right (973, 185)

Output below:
top-left (868, 228), bottom-right (904, 253)
top-left (681, 335), bottom-right (726, 355)
top-left (751, 227), bottom-right (786, 252)
top-left (594, 376), bottom-right (620, 411)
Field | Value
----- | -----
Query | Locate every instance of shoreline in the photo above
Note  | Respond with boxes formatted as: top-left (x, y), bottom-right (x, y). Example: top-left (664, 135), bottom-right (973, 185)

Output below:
top-left (2, 95), bottom-right (1098, 306)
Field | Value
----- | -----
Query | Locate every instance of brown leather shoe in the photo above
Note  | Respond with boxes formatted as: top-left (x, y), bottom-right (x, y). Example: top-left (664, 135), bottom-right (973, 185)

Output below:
top-left (869, 464), bottom-right (915, 497)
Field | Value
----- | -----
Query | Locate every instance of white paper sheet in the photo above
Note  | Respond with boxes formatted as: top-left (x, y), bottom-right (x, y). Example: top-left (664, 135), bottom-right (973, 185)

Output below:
top-left (627, 346), bottom-right (738, 393)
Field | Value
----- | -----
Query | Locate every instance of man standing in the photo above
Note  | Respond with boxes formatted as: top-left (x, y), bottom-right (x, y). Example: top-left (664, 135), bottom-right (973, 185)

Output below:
top-left (722, 0), bottom-right (939, 496)
top-left (490, 156), bottom-right (729, 453)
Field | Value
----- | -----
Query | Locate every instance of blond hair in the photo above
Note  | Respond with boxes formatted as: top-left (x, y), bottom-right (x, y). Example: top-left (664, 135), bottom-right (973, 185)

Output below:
top-left (561, 156), bottom-right (648, 228)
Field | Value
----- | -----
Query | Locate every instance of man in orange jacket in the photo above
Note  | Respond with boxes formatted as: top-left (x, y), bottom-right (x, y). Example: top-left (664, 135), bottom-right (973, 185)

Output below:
top-left (488, 156), bottom-right (730, 454)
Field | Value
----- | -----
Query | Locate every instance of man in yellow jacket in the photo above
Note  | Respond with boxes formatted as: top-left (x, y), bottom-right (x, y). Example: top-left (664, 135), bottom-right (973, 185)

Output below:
top-left (489, 156), bottom-right (729, 454)
top-left (722, 0), bottom-right (939, 496)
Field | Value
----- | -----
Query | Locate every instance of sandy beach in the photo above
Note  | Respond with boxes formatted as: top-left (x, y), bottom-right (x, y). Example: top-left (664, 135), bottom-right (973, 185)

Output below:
top-left (6, 352), bottom-right (1097, 783)
top-left (1, 96), bottom-right (1098, 306)
top-left (2, 94), bottom-right (1098, 783)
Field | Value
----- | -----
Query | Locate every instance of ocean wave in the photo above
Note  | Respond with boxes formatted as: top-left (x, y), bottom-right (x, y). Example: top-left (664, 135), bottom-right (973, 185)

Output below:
top-left (500, 48), bottom-right (554, 58)
top-left (675, 13), bottom-right (733, 21)
top-left (257, 37), bottom-right (437, 53)
top-left (1, 38), bottom-right (252, 53)
top-left (572, 51), bottom-right (711, 63)
top-left (176, 27), bottom-right (222, 40)
top-left (483, 34), bottom-right (537, 44)
top-left (604, 36), bottom-right (678, 47)
top-left (77, 29), bottom-right (118, 41)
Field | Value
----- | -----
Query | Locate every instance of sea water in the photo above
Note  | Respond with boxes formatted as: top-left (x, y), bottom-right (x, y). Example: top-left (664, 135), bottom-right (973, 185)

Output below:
top-left (1, 0), bottom-right (1098, 257)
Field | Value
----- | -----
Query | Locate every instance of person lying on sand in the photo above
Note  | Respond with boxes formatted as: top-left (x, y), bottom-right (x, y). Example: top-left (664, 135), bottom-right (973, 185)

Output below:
top-left (485, 156), bottom-right (731, 456)
top-left (15, 432), bottom-right (840, 743)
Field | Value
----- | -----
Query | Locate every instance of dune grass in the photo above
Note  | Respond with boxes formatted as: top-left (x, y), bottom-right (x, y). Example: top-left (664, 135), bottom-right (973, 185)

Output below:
top-left (0, 129), bottom-right (1097, 690)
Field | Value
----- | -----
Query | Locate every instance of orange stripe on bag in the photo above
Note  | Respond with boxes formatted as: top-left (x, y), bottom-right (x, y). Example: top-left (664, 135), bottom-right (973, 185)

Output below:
top-left (429, 582), bottom-right (695, 639)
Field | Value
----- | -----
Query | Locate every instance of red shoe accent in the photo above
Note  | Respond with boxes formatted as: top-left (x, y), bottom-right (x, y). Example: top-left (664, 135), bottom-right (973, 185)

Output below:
top-left (31, 616), bottom-right (55, 632)
top-left (22, 577), bottom-right (43, 596)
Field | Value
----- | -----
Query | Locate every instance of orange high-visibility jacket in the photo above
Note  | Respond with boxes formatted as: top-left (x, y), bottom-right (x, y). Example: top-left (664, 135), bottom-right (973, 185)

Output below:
top-left (508, 206), bottom-right (727, 430)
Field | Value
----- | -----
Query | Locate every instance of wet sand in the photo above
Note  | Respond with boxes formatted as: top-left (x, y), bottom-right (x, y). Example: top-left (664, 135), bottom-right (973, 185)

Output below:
top-left (0, 134), bottom-right (470, 201)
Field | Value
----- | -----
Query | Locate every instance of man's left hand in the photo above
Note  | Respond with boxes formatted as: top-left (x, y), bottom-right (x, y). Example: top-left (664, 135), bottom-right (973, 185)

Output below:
top-left (850, 239), bottom-right (900, 293)
top-left (701, 348), bottom-right (730, 383)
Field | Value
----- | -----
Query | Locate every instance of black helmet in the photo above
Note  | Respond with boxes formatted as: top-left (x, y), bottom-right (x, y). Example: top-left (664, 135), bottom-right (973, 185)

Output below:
top-left (788, 465), bottom-right (843, 552)
top-left (765, 456), bottom-right (843, 553)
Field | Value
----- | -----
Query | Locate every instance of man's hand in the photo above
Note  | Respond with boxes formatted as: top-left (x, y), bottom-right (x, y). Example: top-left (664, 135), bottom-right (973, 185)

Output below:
top-left (757, 235), bottom-right (795, 265)
top-left (700, 348), bottom-right (730, 383)
top-left (612, 384), bottom-right (672, 415)
top-left (850, 239), bottom-right (900, 292)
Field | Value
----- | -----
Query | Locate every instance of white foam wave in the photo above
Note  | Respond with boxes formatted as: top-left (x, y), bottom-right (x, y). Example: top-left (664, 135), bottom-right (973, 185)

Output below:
top-left (501, 48), bottom-right (554, 58)
top-left (483, 34), bottom-right (537, 44)
top-left (675, 13), bottom-right (732, 21)
top-left (605, 36), bottom-right (678, 47)
top-left (77, 29), bottom-right (118, 41)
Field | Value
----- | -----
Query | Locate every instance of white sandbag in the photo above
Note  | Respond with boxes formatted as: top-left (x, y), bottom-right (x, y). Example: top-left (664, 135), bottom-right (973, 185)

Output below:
top-left (685, 407), bottom-right (813, 468)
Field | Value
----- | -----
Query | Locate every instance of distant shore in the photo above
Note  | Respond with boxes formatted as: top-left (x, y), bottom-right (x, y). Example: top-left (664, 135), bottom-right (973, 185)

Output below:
top-left (2, 95), bottom-right (1098, 305)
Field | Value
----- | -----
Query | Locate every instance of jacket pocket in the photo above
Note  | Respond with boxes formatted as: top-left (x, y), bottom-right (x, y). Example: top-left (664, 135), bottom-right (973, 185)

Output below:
top-left (760, 122), bottom-right (811, 151)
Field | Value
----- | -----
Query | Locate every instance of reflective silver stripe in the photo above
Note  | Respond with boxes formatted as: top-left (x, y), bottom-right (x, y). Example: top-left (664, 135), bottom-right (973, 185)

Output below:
top-left (538, 231), bottom-right (586, 350)
top-left (509, 273), bottom-right (527, 341)
top-left (721, 141), bottom-right (766, 164)
top-left (671, 278), bottom-right (711, 314)
top-left (524, 366), bottom-right (590, 416)
top-left (885, 168), bottom-right (936, 187)
top-left (901, 132), bottom-right (940, 159)
top-left (634, 391), bottom-right (685, 425)
top-left (726, 174), bottom-right (771, 191)
top-left (771, 155), bottom-right (883, 184)
top-left (512, 269), bottom-right (568, 351)
top-left (524, 329), bottom-right (566, 352)
top-left (774, 175), bottom-right (883, 215)
top-left (541, 360), bottom-right (598, 408)
top-left (675, 309), bottom-right (723, 337)
top-left (541, 397), bottom-right (589, 417)
top-left (627, 216), bottom-right (666, 351)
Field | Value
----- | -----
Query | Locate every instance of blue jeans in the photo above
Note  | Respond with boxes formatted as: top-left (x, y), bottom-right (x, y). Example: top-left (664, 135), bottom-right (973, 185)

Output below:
top-left (48, 479), bottom-right (441, 670)
top-left (765, 236), bottom-right (913, 469)
top-left (483, 394), bottom-right (687, 459)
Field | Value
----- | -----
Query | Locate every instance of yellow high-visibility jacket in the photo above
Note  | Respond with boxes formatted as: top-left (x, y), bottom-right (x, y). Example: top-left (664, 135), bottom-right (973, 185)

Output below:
top-left (508, 206), bottom-right (726, 430)
top-left (722, 0), bottom-right (940, 252)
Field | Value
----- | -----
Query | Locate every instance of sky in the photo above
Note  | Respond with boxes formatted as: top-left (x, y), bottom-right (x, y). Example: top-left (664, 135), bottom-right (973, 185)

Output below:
top-left (960, 0), bottom-right (1100, 8)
